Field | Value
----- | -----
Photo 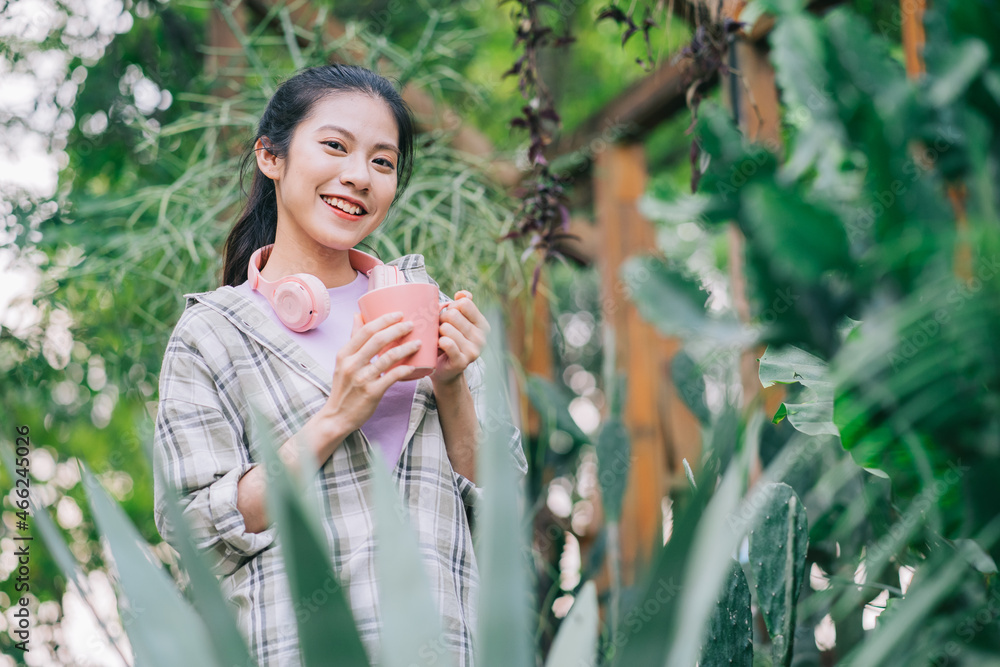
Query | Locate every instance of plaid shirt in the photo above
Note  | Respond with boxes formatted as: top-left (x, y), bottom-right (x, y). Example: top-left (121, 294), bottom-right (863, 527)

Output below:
top-left (152, 252), bottom-right (527, 667)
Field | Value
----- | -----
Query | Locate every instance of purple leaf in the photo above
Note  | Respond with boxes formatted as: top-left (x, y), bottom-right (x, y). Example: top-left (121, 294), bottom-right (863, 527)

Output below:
top-left (723, 18), bottom-right (746, 34)
top-left (690, 140), bottom-right (701, 194)
top-left (621, 25), bottom-right (638, 46)
top-left (597, 6), bottom-right (629, 24)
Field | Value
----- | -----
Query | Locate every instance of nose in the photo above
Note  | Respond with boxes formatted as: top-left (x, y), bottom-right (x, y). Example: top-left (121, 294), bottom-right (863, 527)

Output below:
top-left (339, 153), bottom-right (371, 191)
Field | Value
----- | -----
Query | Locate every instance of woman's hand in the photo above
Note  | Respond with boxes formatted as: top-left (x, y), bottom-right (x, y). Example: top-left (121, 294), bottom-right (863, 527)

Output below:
top-left (433, 291), bottom-right (490, 387)
top-left (240, 311), bottom-right (417, 532)
top-left (313, 311), bottom-right (421, 458)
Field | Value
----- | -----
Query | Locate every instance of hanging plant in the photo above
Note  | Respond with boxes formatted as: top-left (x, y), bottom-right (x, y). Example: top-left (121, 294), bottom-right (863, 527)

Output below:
top-left (499, 0), bottom-right (579, 296)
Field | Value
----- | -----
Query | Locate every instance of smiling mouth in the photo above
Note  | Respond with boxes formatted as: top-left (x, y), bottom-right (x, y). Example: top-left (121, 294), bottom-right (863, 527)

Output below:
top-left (320, 195), bottom-right (367, 216)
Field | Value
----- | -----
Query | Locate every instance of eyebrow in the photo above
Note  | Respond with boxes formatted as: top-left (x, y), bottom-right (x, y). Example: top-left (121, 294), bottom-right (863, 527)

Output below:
top-left (315, 124), bottom-right (400, 157)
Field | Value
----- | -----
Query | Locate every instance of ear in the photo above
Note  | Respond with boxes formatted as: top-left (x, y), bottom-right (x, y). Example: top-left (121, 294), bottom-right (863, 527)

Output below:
top-left (255, 137), bottom-right (282, 181)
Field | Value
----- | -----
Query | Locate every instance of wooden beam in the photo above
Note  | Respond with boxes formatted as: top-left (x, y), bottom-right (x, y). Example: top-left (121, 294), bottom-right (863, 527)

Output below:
top-left (550, 57), bottom-right (711, 163)
top-left (549, 0), bottom-right (846, 174)
top-left (668, 0), bottom-right (844, 35)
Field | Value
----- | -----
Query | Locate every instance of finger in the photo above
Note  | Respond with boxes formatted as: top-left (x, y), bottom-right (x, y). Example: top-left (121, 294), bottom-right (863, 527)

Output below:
top-left (354, 319), bottom-right (414, 366)
top-left (440, 306), bottom-right (476, 340)
top-left (358, 355), bottom-right (386, 383)
top-left (438, 335), bottom-right (467, 366)
top-left (375, 362), bottom-right (416, 389)
top-left (465, 300), bottom-right (490, 335)
top-left (388, 338), bottom-right (422, 361)
top-left (447, 297), bottom-right (490, 336)
top-left (437, 335), bottom-right (454, 360)
top-left (455, 290), bottom-right (472, 301)
top-left (439, 321), bottom-right (472, 349)
top-left (441, 317), bottom-right (485, 351)
top-left (343, 311), bottom-right (405, 356)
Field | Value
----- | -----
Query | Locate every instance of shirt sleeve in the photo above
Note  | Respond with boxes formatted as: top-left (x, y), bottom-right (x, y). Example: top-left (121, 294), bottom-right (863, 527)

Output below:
top-left (452, 355), bottom-right (529, 533)
top-left (152, 325), bottom-right (277, 578)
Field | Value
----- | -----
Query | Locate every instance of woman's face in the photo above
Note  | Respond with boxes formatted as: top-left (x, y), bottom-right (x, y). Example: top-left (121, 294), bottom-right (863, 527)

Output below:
top-left (257, 92), bottom-right (400, 254)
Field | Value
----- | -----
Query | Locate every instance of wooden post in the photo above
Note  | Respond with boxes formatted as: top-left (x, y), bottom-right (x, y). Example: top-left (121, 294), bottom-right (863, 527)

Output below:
top-left (506, 266), bottom-right (555, 441)
top-left (593, 143), bottom-right (700, 582)
top-left (901, 0), bottom-right (927, 78)
top-left (719, 4), bottom-right (787, 417)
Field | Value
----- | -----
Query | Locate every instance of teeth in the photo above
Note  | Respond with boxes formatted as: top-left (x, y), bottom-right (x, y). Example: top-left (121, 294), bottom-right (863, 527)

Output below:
top-left (321, 195), bottom-right (364, 215)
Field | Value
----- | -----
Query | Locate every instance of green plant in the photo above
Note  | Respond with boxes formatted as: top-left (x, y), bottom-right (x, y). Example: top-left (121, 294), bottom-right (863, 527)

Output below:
top-left (620, 0), bottom-right (1000, 663)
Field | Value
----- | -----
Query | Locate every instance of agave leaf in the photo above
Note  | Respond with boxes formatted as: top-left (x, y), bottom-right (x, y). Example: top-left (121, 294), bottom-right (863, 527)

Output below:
top-left (595, 414), bottom-right (630, 524)
top-left (476, 301), bottom-right (533, 667)
top-left (253, 407), bottom-right (371, 667)
top-left (544, 581), bottom-right (599, 667)
top-left (747, 483), bottom-right (809, 667)
top-left (663, 412), bottom-right (761, 667)
top-left (845, 518), bottom-right (1000, 667)
top-left (80, 463), bottom-right (223, 667)
top-left (614, 413), bottom-right (758, 667)
top-left (369, 449), bottom-right (445, 667)
top-left (670, 349), bottom-right (711, 425)
top-left (158, 478), bottom-right (257, 667)
top-left (700, 561), bottom-right (753, 667)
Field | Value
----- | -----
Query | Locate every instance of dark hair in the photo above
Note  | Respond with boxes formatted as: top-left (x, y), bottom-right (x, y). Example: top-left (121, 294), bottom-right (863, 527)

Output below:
top-left (221, 64), bottom-right (415, 287)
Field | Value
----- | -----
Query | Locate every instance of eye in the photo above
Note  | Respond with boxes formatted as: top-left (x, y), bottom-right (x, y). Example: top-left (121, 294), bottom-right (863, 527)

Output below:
top-left (373, 157), bottom-right (396, 170)
top-left (323, 140), bottom-right (345, 151)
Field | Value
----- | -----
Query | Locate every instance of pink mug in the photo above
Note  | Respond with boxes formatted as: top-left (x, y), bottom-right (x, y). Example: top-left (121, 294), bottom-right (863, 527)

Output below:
top-left (358, 283), bottom-right (442, 381)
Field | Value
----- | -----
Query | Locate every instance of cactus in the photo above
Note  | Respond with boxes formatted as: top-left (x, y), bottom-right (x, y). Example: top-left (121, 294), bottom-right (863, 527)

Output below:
top-left (748, 483), bottom-right (809, 667)
top-left (701, 560), bottom-right (753, 667)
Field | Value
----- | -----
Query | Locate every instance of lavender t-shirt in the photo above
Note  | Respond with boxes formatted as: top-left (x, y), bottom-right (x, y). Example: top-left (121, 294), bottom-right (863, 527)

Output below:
top-left (234, 272), bottom-right (418, 470)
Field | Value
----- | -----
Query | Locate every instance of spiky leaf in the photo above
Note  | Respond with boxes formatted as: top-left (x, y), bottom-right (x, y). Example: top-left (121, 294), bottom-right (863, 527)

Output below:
top-left (748, 483), bottom-right (809, 667)
top-left (700, 560), bottom-right (753, 667)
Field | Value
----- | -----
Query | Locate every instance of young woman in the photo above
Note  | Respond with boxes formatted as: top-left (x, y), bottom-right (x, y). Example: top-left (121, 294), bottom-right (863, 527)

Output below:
top-left (152, 64), bottom-right (527, 667)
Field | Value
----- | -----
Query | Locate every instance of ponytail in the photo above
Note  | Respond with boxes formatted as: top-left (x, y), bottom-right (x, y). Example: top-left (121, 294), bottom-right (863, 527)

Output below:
top-left (221, 150), bottom-right (278, 286)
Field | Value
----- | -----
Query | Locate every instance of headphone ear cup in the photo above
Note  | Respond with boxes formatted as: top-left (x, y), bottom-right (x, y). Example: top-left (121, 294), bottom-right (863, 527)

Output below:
top-left (295, 273), bottom-right (331, 330)
top-left (271, 274), bottom-right (330, 332)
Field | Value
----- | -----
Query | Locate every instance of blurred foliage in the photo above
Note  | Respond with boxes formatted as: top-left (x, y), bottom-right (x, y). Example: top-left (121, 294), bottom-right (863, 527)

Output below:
top-left (627, 0), bottom-right (1000, 664)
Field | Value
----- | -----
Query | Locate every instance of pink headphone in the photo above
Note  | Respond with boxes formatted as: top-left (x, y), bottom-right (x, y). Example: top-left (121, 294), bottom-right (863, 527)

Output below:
top-left (247, 244), bottom-right (330, 332)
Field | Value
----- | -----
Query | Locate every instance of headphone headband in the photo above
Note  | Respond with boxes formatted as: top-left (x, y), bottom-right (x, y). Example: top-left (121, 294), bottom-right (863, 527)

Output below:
top-left (247, 244), bottom-right (388, 333)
